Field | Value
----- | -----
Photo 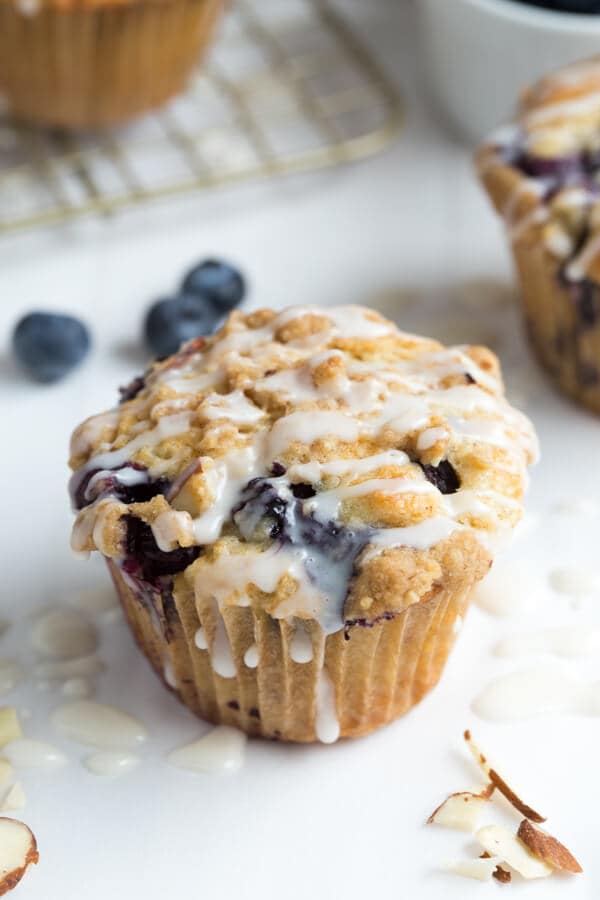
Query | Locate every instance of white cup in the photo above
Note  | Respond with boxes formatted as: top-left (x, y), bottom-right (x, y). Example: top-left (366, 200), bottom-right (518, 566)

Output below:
top-left (415, 0), bottom-right (600, 142)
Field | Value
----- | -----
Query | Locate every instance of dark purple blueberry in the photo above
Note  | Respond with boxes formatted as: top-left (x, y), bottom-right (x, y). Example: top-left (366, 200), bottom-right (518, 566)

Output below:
top-left (124, 516), bottom-right (200, 582)
top-left (291, 483), bottom-right (316, 499)
top-left (233, 475), bottom-right (370, 633)
top-left (69, 463), bottom-right (169, 510)
top-left (510, 0), bottom-right (600, 11)
top-left (13, 312), bottom-right (91, 384)
top-left (181, 259), bottom-right (246, 313)
top-left (270, 461), bottom-right (286, 477)
top-left (419, 460), bottom-right (460, 495)
top-left (516, 152), bottom-right (582, 182)
top-left (249, 707), bottom-right (260, 719)
top-left (227, 700), bottom-right (240, 710)
top-left (119, 372), bottom-right (147, 404)
top-left (144, 294), bottom-right (219, 358)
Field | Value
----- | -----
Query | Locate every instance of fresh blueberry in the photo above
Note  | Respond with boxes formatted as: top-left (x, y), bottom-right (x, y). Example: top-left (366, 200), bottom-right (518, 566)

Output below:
top-left (181, 259), bottom-right (246, 313)
top-left (12, 312), bottom-right (91, 384)
top-left (144, 294), bottom-right (218, 358)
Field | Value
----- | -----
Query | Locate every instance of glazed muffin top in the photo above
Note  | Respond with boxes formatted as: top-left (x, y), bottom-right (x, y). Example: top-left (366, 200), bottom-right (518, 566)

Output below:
top-left (477, 57), bottom-right (600, 283)
top-left (69, 305), bottom-right (537, 635)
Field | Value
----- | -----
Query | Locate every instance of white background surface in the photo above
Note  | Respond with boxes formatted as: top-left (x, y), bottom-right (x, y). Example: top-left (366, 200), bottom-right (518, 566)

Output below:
top-left (1, 1), bottom-right (599, 897)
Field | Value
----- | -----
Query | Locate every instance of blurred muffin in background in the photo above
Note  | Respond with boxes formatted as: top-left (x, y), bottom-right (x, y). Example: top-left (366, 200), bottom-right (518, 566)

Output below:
top-left (0, 0), bottom-right (225, 129)
top-left (477, 57), bottom-right (600, 414)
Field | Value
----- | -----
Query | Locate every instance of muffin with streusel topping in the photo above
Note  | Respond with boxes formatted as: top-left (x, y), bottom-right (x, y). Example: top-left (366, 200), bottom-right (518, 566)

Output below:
top-left (69, 305), bottom-right (537, 742)
top-left (478, 57), bottom-right (600, 414)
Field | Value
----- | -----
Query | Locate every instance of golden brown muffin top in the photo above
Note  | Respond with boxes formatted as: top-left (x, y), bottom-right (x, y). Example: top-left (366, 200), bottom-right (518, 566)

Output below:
top-left (69, 305), bottom-right (537, 634)
top-left (477, 57), bottom-right (600, 282)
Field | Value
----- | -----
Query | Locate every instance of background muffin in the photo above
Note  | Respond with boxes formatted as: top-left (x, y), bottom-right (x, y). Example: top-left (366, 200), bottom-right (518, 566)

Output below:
top-left (477, 57), bottom-right (600, 414)
top-left (69, 305), bottom-right (537, 743)
top-left (0, 0), bottom-right (225, 129)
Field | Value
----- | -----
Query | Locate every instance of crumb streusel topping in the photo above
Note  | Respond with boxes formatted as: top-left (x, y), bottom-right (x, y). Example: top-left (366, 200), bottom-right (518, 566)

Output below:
top-left (69, 305), bottom-right (537, 636)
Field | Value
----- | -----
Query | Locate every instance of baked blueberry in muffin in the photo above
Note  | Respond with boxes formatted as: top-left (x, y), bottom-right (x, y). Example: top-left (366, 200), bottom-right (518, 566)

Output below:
top-left (69, 305), bottom-right (537, 742)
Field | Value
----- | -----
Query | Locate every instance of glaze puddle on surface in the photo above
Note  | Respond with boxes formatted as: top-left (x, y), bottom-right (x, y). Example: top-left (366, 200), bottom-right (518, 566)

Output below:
top-left (34, 654), bottom-right (104, 680)
top-left (61, 677), bottom-right (92, 699)
top-left (51, 701), bottom-right (148, 750)
top-left (31, 609), bottom-right (98, 660)
top-left (3, 738), bottom-right (67, 769)
top-left (473, 666), bottom-right (600, 722)
top-left (549, 567), bottom-right (600, 598)
top-left (167, 726), bottom-right (247, 773)
top-left (0, 660), bottom-right (25, 696)
top-left (66, 587), bottom-right (119, 615)
top-left (473, 564), bottom-right (546, 618)
top-left (495, 626), bottom-right (600, 659)
top-left (84, 751), bottom-right (140, 776)
top-left (552, 498), bottom-right (600, 518)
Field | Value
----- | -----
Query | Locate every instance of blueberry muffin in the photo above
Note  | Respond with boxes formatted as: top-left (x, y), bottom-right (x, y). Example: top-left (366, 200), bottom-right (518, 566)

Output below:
top-left (477, 58), bottom-right (600, 414)
top-left (0, 0), bottom-right (224, 128)
top-left (69, 305), bottom-right (537, 742)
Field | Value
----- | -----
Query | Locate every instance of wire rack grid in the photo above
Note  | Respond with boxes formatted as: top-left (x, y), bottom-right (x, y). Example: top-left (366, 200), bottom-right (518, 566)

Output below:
top-left (0, 0), bottom-right (403, 235)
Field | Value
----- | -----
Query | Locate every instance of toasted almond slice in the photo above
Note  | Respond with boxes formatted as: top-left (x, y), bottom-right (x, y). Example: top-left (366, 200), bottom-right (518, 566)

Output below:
top-left (1, 784), bottom-right (25, 813)
top-left (0, 818), bottom-right (39, 895)
top-left (480, 852), bottom-right (512, 883)
top-left (428, 787), bottom-right (493, 832)
top-left (0, 711), bottom-right (21, 750)
top-left (463, 730), bottom-right (545, 822)
top-left (517, 819), bottom-right (582, 874)
top-left (446, 856), bottom-right (504, 881)
top-left (476, 825), bottom-right (552, 879)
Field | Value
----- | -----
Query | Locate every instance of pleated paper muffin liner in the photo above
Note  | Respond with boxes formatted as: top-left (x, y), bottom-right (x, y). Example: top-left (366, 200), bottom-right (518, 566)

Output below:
top-left (478, 154), bottom-right (600, 415)
top-left (0, 0), bottom-right (224, 129)
top-left (108, 559), bottom-right (474, 743)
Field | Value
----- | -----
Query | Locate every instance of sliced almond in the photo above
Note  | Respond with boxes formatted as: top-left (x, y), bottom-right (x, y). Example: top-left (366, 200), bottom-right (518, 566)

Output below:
top-left (476, 825), bottom-right (552, 879)
top-left (1, 784), bottom-right (25, 813)
top-left (446, 856), bottom-right (504, 881)
top-left (0, 711), bottom-right (21, 750)
top-left (517, 819), bottom-right (582, 874)
top-left (427, 787), bottom-right (493, 832)
top-left (463, 730), bottom-right (545, 822)
top-left (481, 853), bottom-right (512, 883)
top-left (0, 818), bottom-right (38, 895)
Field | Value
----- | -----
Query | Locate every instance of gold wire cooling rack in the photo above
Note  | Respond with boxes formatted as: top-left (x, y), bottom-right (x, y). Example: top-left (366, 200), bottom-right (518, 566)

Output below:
top-left (0, 0), bottom-right (402, 235)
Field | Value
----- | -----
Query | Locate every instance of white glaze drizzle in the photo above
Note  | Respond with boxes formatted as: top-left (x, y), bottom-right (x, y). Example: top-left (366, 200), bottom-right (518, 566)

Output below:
top-left (315, 668), bottom-right (340, 744)
top-left (289, 625), bottom-right (313, 664)
top-left (194, 627), bottom-right (208, 650)
top-left (243, 643), bottom-right (259, 668)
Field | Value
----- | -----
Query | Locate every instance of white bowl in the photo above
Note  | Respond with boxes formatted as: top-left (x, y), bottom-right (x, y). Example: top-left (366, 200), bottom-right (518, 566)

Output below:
top-left (415, 0), bottom-right (600, 142)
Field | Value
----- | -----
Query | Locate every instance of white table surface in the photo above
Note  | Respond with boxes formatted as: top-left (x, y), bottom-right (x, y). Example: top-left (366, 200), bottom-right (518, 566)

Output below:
top-left (1, 1), bottom-right (599, 897)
